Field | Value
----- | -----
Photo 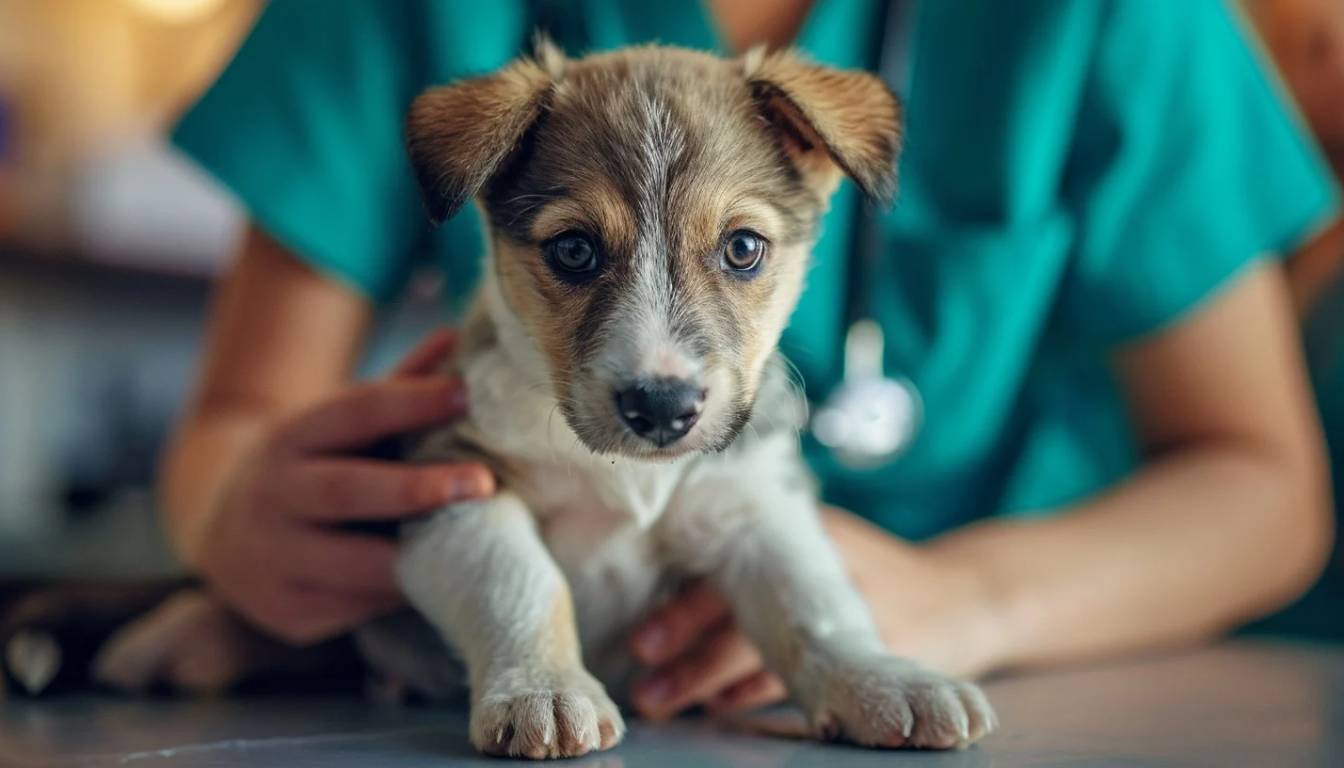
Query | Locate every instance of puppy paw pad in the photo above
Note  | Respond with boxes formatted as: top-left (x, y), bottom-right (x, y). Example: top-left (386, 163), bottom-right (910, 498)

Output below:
top-left (470, 672), bottom-right (624, 759)
top-left (808, 656), bottom-right (996, 750)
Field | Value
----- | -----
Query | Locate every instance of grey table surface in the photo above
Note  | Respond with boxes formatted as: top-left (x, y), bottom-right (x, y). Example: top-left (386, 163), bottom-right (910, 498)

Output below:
top-left (2, 639), bottom-right (1341, 767)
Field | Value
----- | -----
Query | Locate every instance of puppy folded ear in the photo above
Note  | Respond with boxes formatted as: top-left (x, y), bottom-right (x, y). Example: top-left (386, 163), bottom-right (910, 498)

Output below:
top-left (743, 47), bottom-right (903, 203)
top-left (406, 42), bottom-right (563, 223)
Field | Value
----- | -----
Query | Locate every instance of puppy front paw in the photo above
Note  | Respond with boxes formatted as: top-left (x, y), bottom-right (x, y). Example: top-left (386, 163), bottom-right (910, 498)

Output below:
top-left (804, 653), bottom-right (996, 750)
top-left (470, 666), bottom-right (625, 759)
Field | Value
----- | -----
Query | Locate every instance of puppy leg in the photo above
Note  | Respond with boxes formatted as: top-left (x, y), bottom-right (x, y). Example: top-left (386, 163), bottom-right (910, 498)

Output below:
top-left (660, 440), bottom-right (996, 749)
top-left (397, 492), bottom-right (623, 759)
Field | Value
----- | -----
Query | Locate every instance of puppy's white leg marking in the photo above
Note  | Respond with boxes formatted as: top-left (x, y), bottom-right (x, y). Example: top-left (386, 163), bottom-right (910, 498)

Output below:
top-left (660, 436), bottom-right (997, 749)
top-left (397, 493), bottom-right (624, 759)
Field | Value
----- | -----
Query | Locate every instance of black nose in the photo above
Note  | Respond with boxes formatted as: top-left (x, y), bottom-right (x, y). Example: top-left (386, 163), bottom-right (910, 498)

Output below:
top-left (615, 379), bottom-right (706, 447)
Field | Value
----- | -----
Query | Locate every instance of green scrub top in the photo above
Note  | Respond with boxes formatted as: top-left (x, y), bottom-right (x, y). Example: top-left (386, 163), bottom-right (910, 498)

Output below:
top-left (175, 0), bottom-right (1338, 542)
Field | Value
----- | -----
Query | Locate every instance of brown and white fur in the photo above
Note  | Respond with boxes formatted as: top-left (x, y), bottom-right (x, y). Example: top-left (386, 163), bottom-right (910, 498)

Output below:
top-left (378, 41), bottom-right (997, 758)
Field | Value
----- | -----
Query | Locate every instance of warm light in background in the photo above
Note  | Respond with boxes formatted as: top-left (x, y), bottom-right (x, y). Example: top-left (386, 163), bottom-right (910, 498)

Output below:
top-left (126, 0), bottom-right (228, 25)
top-left (0, 0), bottom-right (258, 250)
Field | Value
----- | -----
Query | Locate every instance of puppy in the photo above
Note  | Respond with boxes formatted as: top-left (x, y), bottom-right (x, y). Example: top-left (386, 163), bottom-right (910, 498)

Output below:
top-left (387, 40), bottom-right (998, 759)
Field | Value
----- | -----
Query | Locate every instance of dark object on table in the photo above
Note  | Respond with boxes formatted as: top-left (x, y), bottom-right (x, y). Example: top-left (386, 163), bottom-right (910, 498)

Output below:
top-left (0, 580), bottom-right (190, 696)
top-left (0, 582), bottom-right (367, 698)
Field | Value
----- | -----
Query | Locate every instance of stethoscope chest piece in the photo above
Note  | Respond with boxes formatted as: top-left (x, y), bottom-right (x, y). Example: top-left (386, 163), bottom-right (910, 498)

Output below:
top-left (811, 320), bottom-right (922, 469)
top-left (809, 0), bottom-right (922, 470)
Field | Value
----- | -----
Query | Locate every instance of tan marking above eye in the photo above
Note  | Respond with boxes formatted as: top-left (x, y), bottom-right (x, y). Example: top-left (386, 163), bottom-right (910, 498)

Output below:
top-left (530, 201), bottom-right (596, 241)
top-left (719, 198), bottom-right (784, 244)
top-left (669, 191), bottom-right (783, 258)
top-left (529, 184), bottom-right (636, 252)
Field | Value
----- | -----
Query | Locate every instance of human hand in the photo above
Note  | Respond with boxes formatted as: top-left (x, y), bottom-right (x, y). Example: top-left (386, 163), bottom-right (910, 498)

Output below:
top-left (626, 508), bottom-right (1003, 720)
top-left (194, 329), bottom-right (494, 644)
top-left (626, 579), bottom-right (785, 720)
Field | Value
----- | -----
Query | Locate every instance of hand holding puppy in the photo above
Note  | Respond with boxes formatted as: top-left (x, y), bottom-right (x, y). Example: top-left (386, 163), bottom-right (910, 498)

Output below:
top-left (190, 330), bottom-right (494, 644)
top-left (629, 508), bottom-right (1004, 719)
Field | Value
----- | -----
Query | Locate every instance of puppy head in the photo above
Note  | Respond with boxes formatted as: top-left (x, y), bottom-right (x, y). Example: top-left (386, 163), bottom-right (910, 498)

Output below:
top-left (407, 41), bottom-right (901, 458)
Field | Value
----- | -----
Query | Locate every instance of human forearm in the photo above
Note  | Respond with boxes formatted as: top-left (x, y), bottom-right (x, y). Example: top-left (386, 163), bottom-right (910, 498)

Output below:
top-left (927, 438), bottom-right (1332, 672)
top-left (734, 268), bottom-right (1330, 685)
top-left (159, 227), bottom-right (370, 563)
top-left (160, 409), bottom-right (272, 565)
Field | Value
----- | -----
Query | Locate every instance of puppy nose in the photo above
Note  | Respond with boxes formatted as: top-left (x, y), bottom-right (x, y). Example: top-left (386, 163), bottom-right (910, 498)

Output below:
top-left (616, 379), bottom-right (706, 447)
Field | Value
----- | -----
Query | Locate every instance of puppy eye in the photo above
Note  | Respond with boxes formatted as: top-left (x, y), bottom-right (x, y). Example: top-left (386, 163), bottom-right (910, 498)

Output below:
top-left (722, 230), bottom-right (767, 273)
top-left (544, 231), bottom-right (602, 279)
top-left (724, 232), bottom-right (765, 271)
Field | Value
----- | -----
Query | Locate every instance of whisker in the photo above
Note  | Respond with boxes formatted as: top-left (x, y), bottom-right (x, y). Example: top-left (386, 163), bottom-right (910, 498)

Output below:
top-left (545, 403), bottom-right (564, 462)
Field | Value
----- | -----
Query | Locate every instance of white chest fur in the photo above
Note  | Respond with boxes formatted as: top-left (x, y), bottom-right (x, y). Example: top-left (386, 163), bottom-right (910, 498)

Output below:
top-left (513, 458), bottom-right (680, 682)
top-left (411, 334), bottom-right (692, 683)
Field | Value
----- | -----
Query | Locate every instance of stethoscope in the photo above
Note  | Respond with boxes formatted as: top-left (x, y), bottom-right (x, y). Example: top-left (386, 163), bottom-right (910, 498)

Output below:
top-left (809, 0), bottom-right (922, 468)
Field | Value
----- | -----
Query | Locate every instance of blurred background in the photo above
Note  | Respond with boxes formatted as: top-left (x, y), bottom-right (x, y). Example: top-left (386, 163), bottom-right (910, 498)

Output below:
top-left (0, 0), bottom-right (1342, 585)
top-left (0, 0), bottom-right (445, 580)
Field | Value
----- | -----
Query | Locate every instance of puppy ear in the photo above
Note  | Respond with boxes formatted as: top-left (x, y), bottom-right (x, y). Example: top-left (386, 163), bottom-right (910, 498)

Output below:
top-left (406, 42), bottom-right (562, 223)
top-left (743, 47), bottom-right (902, 203)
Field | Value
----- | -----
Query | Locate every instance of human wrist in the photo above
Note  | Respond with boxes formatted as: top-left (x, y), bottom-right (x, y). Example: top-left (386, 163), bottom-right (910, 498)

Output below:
top-left (168, 507), bottom-right (211, 571)
top-left (160, 460), bottom-right (237, 573)
top-left (922, 545), bottom-right (1021, 677)
top-left (160, 415), bottom-right (270, 571)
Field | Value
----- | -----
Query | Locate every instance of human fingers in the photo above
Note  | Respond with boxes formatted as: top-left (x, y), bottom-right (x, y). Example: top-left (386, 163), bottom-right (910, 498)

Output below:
top-left (275, 378), bottom-right (466, 453)
top-left (631, 624), bottom-right (765, 720)
top-left (629, 580), bottom-right (732, 666)
top-left (704, 670), bottom-right (788, 715)
top-left (277, 457), bottom-right (494, 522)
top-left (391, 328), bottom-right (459, 378)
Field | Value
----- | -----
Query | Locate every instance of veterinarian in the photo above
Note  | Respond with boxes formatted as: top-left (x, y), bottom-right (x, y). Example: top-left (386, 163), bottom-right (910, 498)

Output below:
top-left (163, 0), bottom-right (1341, 718)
